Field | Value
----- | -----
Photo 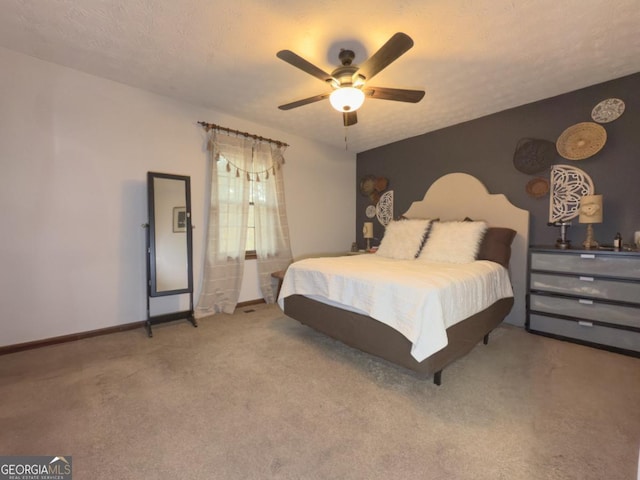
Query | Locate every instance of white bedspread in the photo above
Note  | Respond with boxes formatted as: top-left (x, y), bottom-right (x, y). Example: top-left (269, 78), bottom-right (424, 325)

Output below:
top-left (277, 254), bottom-right (513, 362)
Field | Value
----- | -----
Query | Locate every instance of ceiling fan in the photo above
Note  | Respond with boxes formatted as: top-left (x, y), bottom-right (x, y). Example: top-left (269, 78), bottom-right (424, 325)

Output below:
top-left (277, 32), bottom-right (425, 127)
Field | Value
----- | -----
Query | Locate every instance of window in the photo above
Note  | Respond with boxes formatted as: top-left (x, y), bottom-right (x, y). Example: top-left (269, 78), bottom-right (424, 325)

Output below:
top-left (216, 155), bottom-right (257, 259)
top-left (246, 180), bottom-right (256, 258)
top-left (196, 131), bottom-right (293, 315)
top-left (246, 166), bottom-right (271, 259)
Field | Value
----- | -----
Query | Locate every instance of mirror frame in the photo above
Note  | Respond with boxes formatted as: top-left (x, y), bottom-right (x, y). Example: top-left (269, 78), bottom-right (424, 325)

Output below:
top-left (147, 172), bottom-right (194, 297)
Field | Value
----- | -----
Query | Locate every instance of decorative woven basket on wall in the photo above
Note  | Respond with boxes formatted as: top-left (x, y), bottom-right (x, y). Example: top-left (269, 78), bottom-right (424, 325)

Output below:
top-left (556, 122), bottom-right (607, 160)
top-left (513, 138), bottom-right (556, 174)
top-left (525, 177), bottom-right (549, 198)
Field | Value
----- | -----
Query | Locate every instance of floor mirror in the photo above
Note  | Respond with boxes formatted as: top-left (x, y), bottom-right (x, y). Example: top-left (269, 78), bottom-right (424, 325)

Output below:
top-left (145, 171), bottom-right (197, 336)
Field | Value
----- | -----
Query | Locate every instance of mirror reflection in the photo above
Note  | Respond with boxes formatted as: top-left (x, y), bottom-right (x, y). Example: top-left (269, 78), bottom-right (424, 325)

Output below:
top-left (148, 173), bottom-right (193, 296)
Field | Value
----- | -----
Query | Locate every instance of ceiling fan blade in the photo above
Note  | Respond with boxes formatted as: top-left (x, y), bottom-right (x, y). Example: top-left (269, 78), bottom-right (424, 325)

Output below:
top-left (356, 32), bottom-right (414, 82)
top-left (278, 93), bottom-right (330, 110)
top-left (363, 86), bottom-right (425, 103)
top-left (343, 111), bottom-right (358, 127)
top-left (276, 50), bottom-right (335, 84)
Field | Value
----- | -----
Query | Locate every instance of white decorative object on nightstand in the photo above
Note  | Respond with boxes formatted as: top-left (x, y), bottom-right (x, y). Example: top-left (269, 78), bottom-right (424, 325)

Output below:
top-left (579, 194), bottom-right (603, 249)
top-left (363, 222), bottom-right (374, 251)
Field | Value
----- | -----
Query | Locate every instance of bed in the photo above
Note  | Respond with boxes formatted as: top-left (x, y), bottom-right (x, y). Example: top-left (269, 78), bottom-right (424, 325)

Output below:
top-left (278, 173), bottom-right (530, 384)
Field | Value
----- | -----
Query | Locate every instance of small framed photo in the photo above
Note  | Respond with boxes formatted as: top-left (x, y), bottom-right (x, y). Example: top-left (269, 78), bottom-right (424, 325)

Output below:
top-left (173, 207), bottom-right (187, 232)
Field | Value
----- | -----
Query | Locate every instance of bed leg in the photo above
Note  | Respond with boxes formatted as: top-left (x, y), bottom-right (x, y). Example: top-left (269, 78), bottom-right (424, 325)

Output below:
top-left (433, 370), bottom-right (442, 386)
top-left (483, 332), bottom-right (490, 345)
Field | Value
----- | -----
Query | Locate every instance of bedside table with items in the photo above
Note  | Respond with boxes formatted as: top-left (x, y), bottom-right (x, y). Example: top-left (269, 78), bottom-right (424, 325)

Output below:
top-left (527, 246), bottom-right (640, 357)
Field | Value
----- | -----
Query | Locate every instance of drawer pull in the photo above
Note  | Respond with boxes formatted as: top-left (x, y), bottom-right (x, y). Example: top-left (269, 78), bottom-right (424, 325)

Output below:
top-left (580, 254), bottom-right (596, 259)
top-left (579, 276), bottom-right (594, 282)
top-left (578, 299), bottom-right (594, 305)
top-left (578, 320), bottom-right (594, 327)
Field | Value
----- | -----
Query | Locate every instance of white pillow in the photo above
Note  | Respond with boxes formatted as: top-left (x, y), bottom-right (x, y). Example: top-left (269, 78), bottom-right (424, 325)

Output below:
top-left (419, 221), bottom-right (488, 263)
top-left (376, 219), bottom-right (433, 260)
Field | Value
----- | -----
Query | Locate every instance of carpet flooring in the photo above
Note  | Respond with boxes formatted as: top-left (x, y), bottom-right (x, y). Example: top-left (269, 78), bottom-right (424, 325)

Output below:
top-left (1, 303), bottom-right (639, 479)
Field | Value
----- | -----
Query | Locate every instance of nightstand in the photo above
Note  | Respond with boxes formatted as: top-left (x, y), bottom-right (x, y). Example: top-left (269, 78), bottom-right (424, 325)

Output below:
top-left (527, 246), bottom-right (640, 357)
top-left (271, 270), bottom-right (286, 299)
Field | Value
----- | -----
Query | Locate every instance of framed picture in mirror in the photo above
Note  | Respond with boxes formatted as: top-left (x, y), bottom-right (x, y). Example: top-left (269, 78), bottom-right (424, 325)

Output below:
top-left (173, 206), bottom-right (187, 232)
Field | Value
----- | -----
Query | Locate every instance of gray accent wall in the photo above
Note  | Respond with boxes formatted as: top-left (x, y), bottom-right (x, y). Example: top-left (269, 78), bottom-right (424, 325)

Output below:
top-left (357, 72), bottom-right (640, 249)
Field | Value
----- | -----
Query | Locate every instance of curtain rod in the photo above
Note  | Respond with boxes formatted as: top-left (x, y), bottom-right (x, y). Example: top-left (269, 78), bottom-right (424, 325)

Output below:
top-left (197, 121), bottom-right (289, 148)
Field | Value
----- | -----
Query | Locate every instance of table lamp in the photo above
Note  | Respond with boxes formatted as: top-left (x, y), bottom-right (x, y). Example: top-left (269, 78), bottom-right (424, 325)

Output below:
top-left (579, 194), bottom-right (603, 249)
top-left (363, 222), bottom-right (374, 251)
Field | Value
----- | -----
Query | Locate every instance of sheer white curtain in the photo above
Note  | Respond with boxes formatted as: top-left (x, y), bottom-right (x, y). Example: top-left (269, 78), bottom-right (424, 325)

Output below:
top-left (254, 144), bottom-right (293, 303)
top-left (196, 132), bottom-right (292, 316)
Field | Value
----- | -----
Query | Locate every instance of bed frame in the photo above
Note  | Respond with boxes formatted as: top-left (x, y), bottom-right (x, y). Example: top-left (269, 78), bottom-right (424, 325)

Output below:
top-left (284, 173), bottom-right (530, 384)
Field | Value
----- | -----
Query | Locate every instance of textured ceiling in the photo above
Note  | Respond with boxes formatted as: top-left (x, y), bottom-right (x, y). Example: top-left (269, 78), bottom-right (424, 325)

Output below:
top-left (1, 0), bottom-right (639, 153)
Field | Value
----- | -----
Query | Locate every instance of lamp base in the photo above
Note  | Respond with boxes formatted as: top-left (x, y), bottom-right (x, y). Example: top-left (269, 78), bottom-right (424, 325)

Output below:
top-left (582, 223), bottom-right (599, 250)
top-left (550, 221), bottom-right (571, 249)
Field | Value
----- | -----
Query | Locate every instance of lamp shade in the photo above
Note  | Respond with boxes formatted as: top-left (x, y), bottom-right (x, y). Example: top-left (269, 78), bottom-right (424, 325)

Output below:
top-left (579, 194), bottom-right (603, 224)
top-left (329, 87), bottom-right (365, 112)
top-left (363, 222), bottom-right (374, 239)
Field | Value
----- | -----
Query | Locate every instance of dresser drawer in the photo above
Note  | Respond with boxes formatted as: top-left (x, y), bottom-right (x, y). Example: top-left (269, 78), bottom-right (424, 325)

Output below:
top-left (530, 294), bottom-right (640, 329)
top-left (530, 252), bottom-right (640, 279)
top-left (529, 314), bottom-right (640, 353)
top-left (530, 272), bottom-right (640, 303)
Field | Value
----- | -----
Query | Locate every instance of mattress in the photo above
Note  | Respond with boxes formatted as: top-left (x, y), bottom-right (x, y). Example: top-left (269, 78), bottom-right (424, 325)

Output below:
top-left (277, 254), bottom-right (514, 361)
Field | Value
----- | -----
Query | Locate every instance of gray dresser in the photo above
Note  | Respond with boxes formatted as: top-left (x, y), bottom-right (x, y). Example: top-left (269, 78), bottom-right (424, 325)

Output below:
top-left (527, 246), bottom-right (640, 357)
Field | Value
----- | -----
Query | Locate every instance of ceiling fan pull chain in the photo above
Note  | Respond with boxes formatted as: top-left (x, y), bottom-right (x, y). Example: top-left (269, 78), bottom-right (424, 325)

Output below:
top-left (344, 126), bottom-right (349, 151)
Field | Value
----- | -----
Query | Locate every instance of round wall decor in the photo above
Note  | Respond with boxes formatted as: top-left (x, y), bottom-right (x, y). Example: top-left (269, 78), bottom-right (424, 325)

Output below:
top-left (591, 98), bottom-right (625, 123)
top-left (525, 177), bottom-right (549, 198)
top-left (359, 175), bottom-right (377, 196)
top-left (513, 138), bottom-right (556, 174)
top-left (365, 205), bottom-right (376, 218)
top-left (556, 122), bottom-right (606, 160)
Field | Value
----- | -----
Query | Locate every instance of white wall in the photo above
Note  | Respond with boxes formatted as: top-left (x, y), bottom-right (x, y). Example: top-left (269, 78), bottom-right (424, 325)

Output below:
top-left (0, 47), bottom-right (356, 346)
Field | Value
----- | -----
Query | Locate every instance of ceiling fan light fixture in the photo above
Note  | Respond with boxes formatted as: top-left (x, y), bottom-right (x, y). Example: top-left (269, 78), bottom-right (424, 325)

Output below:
top-left (329, 87), bottom-right (365, 112)
top-left (277, 33), bottom-right (423, 126)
